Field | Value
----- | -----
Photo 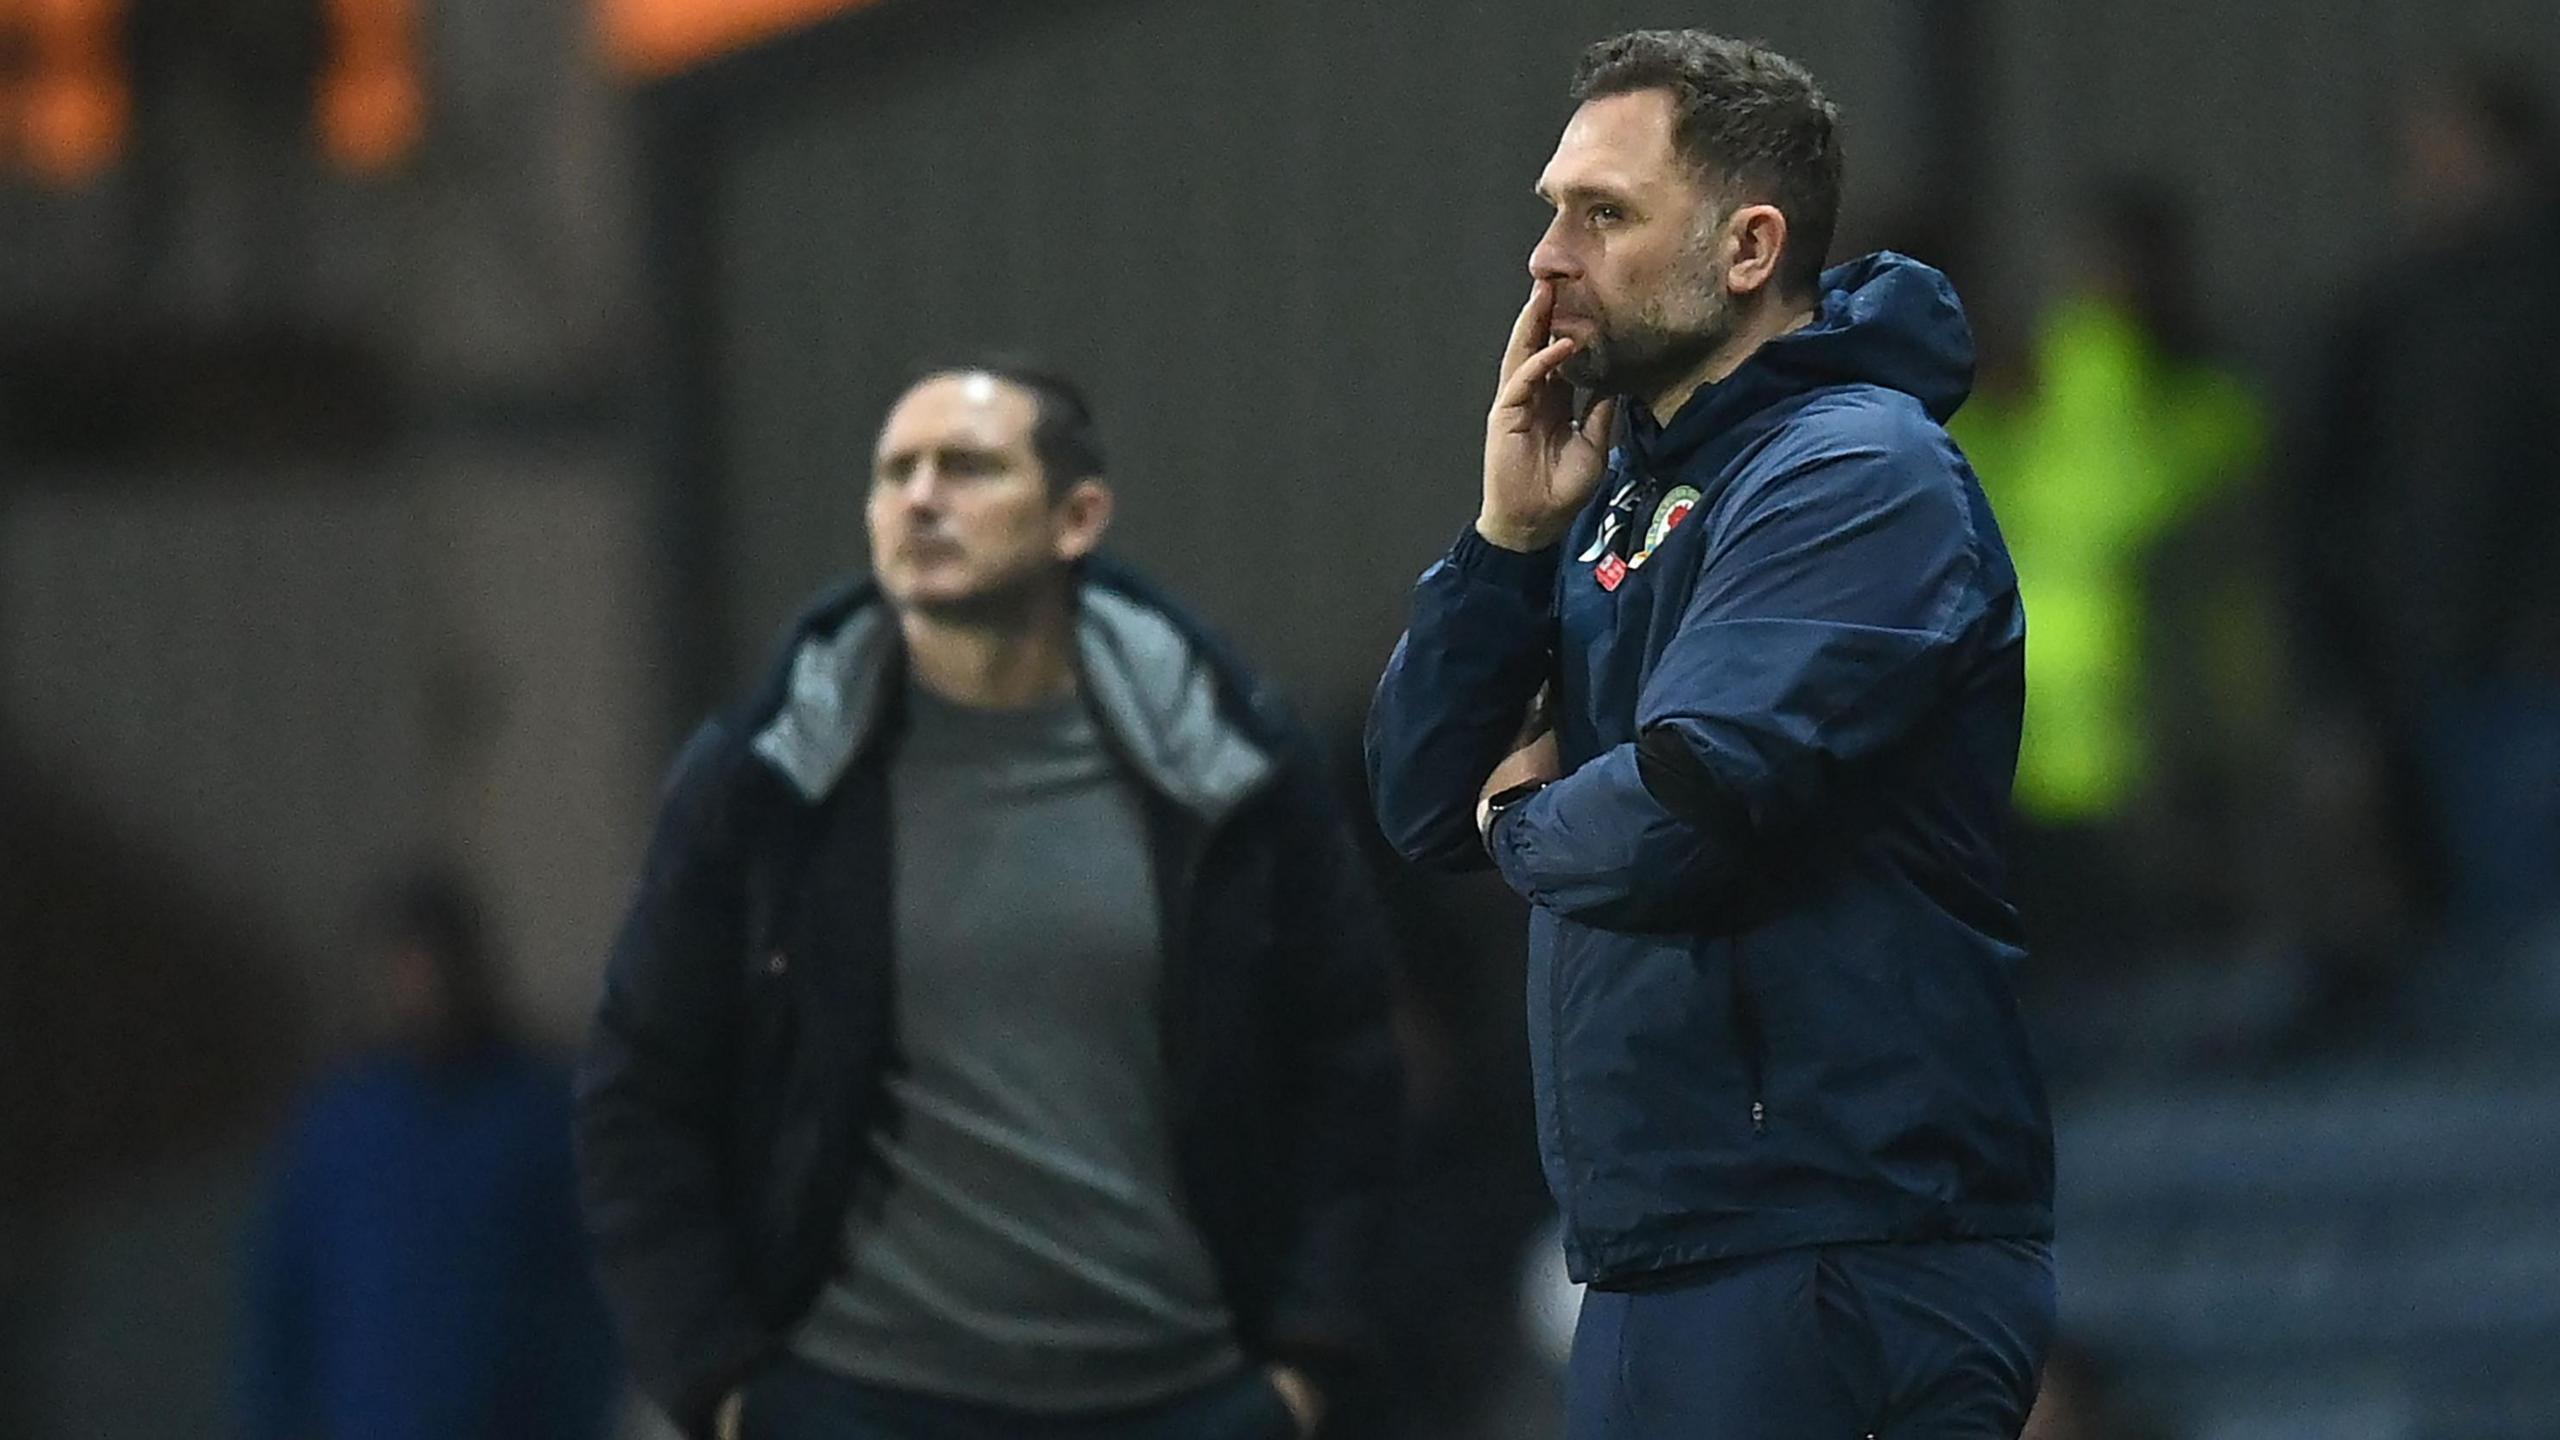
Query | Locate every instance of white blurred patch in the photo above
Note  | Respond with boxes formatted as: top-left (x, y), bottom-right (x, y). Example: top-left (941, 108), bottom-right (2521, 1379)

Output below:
top-left (1517, 1220), bottom-right (1582, 1371)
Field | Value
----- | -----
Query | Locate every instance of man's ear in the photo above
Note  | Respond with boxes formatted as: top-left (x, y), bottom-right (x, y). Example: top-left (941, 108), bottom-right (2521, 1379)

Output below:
top-left (1722, 202), bottom-right (1790, 298)
top-left (1053, 477), bottom-right (1115, 563)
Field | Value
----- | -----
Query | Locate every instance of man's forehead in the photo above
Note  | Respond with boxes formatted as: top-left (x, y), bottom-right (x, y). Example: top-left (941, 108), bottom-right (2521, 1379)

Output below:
top-left (876, 373), bottom-right (1035, 453)
top-left (1540, 89), bottom-right (1684, 196)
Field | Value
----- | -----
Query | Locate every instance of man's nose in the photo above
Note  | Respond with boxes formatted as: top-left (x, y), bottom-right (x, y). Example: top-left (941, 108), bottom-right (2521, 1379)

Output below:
top-left (1529, 217), bottom-right (1580, 283)
top-left (897, 463), bottom-right (944, 509)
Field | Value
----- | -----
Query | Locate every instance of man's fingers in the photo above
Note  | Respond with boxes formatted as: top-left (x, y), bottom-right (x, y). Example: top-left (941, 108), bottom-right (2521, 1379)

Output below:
top-left (1494, 336), bottom-right (1577, 418)
top-left (1500, 280), bottom-right (1558, 383)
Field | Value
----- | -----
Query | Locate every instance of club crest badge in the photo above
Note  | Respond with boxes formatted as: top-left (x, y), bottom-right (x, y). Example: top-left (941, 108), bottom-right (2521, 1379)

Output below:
top-left (1629, 485), bottom-right (1701, 570)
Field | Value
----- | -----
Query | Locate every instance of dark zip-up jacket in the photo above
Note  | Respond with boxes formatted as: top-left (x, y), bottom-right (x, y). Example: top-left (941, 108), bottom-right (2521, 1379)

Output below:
top-left (1368, 253), bottom-right (2052, 1286)
top-left (578, 561), bottom-right (1400, 1436)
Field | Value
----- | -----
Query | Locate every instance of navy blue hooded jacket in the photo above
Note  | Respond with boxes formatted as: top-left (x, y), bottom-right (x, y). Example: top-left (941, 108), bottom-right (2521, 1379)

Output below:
top-left (1367, 253), bottom-right (2053, 1286)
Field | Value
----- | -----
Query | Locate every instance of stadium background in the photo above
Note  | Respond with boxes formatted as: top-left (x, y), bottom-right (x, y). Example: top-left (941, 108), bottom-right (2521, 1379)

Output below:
top-left (3, 1), bottom-right (2557, 1436)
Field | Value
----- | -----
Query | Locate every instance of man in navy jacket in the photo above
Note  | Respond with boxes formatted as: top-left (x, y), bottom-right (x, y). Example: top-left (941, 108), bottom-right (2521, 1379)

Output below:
top-left (1368, 31), bottom-right (2055, 1438)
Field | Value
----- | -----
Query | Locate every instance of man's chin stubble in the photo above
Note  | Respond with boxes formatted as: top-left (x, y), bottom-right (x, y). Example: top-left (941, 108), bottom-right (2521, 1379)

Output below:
top-left (1557, 349), bottom-right (1610, 393)
top-left (890, 575), bottom-right (1058, 629)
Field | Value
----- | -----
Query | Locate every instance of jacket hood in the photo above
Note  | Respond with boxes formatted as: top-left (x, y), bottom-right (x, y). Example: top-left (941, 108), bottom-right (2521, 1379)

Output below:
top-left (1629, 251), bottom-right (1977, 472)
top-left (742, 560), bottom-right (1277, 824)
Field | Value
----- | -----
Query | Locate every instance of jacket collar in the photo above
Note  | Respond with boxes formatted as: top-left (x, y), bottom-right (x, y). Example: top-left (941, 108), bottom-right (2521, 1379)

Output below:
top-left (1626, 251), bottom-right (1977, 478)
top-left (748, 579), bottom-right (1276, 825)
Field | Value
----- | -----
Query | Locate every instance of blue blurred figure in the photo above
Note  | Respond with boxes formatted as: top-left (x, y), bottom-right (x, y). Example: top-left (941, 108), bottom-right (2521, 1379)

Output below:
top-left (241, 865), bottom-right (620, 1440)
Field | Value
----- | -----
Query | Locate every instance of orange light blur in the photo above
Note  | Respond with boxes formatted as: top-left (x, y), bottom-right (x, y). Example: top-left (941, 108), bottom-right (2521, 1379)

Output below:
top-left (319, 0), bottom-right (424, 174)
top-left (15, 0), bottom-right (129, 184)
top-left (597, 0), bottom-right (885, 80)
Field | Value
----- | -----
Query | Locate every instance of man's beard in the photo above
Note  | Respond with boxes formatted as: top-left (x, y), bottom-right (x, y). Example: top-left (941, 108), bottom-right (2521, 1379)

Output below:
top-left (1557, 251), bottom-right (1737, 411)
top-left (884, 556), bottom-right (1067, 628)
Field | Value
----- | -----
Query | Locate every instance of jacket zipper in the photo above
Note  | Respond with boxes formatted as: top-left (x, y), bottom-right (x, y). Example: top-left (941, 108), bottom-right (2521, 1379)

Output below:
top-left (1731, 936), bottom-right (1770, 1135)
top-left (1546, 920), bottom-right (1584, 1208)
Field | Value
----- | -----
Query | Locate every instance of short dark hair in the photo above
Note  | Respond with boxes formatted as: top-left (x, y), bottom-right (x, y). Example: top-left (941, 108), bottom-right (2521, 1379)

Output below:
top-left (908, 355), bottom-right (1107, 494)
top-left (1571, 30), bottom-right (1844, 299)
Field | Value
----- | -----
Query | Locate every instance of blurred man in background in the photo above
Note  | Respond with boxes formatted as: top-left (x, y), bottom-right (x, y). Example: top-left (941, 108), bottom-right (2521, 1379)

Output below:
top-left (577, 361), bottom-right (1399, 1440)
top-left (241, 864), bottom-right (619, 1440)
top-left (1369, 30), bottom-right (2054, 1439)
top-left (2291, 64), bottom-right (2560, 972)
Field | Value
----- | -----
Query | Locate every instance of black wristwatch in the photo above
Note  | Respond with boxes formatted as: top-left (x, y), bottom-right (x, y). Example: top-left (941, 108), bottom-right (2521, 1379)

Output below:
top-left (1480, 779), bottom-right (1550, 855)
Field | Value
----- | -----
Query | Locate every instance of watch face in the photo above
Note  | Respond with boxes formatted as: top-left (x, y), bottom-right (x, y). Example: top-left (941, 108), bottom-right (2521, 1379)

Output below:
top-left (1482, 779), bottom-right (1548, 854)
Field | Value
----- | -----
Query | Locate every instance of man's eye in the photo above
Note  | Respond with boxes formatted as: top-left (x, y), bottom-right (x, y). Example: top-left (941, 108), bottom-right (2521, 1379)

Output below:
top-left (1590, 205), bottom-right (1623, 226)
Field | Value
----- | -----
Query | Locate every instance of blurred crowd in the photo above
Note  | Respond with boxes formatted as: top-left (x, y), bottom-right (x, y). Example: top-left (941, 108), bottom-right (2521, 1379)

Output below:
top-left (1907, 66), bottom-right (2560, 1082)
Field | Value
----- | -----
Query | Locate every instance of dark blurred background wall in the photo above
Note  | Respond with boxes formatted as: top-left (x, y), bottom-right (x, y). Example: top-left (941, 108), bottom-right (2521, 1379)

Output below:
top-left (1, 0), bottom-right (656, 1432)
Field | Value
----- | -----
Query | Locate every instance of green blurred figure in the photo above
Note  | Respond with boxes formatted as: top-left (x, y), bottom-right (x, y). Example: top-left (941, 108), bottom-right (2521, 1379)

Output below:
top-left (1953, 183), bottom-right (2270, 961)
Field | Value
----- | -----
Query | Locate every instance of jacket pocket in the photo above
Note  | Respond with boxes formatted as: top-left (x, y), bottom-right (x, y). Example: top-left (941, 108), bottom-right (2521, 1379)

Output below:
top-left (737, 946), bottom-right (800, 1087)
top-left (731, 942), bottom-right (804, 1275)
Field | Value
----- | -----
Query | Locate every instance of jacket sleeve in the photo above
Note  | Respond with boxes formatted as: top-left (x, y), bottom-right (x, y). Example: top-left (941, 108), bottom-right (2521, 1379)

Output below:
top-left (1262, 744), bottom-right (1406, 1385)
top-left (1365, 528), bottom-right (1561, 870)
top-left (1489, 444), bottom-right (1989, 931)
top-left (573, 720), bottom-right (777, 1438)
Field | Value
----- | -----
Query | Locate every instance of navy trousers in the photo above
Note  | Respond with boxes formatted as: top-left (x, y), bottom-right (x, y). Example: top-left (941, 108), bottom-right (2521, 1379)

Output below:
top-left (737, 1356), bottom-right (1300, 1440)
top-left (1566, 1239), bottom-right (2054, 1440)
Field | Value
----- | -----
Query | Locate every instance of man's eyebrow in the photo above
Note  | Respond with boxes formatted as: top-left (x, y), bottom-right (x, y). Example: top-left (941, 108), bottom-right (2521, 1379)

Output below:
top-left (1536, 181), bottom-right (1634, 207)
top-left (875, 442), bottom-right (1008, 469)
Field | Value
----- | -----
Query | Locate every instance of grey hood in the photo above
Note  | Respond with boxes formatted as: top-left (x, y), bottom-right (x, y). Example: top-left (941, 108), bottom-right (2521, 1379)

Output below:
top-left (748, 583), bottom-right (1277, 825)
